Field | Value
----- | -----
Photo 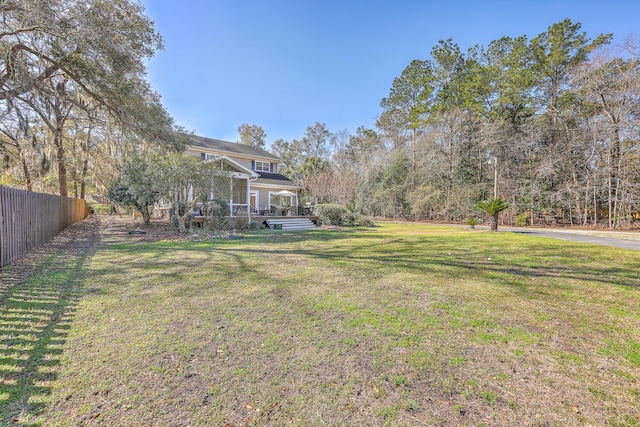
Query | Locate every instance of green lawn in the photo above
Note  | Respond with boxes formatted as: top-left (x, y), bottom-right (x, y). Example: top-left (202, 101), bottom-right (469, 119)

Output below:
top-left (2, 221), bottom-right (639, 426)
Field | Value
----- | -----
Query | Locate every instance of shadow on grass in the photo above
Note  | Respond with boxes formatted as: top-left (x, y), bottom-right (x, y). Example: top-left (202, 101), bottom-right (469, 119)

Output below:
top-left (94, 225), bottom-right (640, 294)
top-left (0, 223), bottom-right (99, 426)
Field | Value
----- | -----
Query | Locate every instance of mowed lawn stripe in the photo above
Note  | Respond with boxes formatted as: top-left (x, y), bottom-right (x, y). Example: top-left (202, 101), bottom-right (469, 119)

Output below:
top-left (8, 221), bottom-right (639, 426)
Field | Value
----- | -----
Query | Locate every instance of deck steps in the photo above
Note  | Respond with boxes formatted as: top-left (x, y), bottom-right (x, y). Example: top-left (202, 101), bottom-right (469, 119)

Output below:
top-left (265, 217), bottom-right (317, 231)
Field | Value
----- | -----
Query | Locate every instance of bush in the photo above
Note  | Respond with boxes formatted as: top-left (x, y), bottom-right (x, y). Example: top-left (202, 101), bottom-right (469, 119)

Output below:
top-left (343, 211), bottom-right (358, 227)
top-left (315, 204), bottom-right (377, 227)
top-left (90, 204), bottom-right (112, 215)
top-left (315, 203), bottom-right (348, 226)
top-left (233, 216), bottom-right (249, 230)
top-left (355, 215), bottom-right (377, 227)
top-left (247, 221), bottom-right (262, 230)
top-left (463, 217), bottom-right (480, 229)
top-left (196, 199), bottom-right (232, 231)
top-left (515, 213), bottom-right (530, 227)
top-left (202, 199), bottom-right (229, 218)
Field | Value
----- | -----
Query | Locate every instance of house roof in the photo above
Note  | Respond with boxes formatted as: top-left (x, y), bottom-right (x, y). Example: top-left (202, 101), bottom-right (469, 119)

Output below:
top-left (212, 154), bottom-right (259, 178)
top-left (189, 135), bottom-right (280, 161)
top-left (254, 171), bottom-right (295, 186)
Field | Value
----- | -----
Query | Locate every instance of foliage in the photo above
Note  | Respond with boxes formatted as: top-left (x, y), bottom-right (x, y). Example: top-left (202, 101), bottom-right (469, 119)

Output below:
top-left (315, 203), bottom-right (349, 226)
top-left (351, 214), bottom-right (377, 227)
top-left (324, 18), bottom-right (637, 229)
top-left (0, 0), bottom-right (179, 197)
top-left (370, 150), bottom-right (411, 219)
top-left (463, 217), bottom-right (480, 228)
top-left (89, 204), bottom-right (112, 215)
top-left (475, 198), bottom-right (509, 215)
top-left (247, 221), bottom-right (262, 230)
top-left (0, 0), bottom-right (182, 198)
top-left (314, 203), bottom-right (375, 227)
top-left (192, 199), bottom-right (232, 231)
top-left (153, 152), bottom-right (230, 232)
top-left (237, 124), bottom-right (267, 149)
top-left (108, 152), bottom-right (231, 231)
top-left (201, 199), bottom-right (230, 219)
top-left (108, 155), bottom-right (160, 225)
top-left (515, 213), bottom-right (530, 227)
top-left (232, 216), bottom-right (250, 230)
top-left (299, 122), bottom-right (332, 159)
top-left (4, 15), bottom-right (640, 231)
top-left (475, 198), bottom-right (509, 231)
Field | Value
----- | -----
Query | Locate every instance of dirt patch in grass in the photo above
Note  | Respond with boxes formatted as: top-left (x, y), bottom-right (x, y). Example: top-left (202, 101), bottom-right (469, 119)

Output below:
top-left (98, 214), bottom-right (187, 243)
top-left (2, 218), bottom-right (639, 426)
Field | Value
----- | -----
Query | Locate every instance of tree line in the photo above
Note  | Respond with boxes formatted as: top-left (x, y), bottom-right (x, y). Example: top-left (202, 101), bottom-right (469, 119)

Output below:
top-left (269, 20), bottom-right (640, 228)
top-left (2, 10), bottom-right (639, 229)
top-left (0, 0), bottom-right (185, 200)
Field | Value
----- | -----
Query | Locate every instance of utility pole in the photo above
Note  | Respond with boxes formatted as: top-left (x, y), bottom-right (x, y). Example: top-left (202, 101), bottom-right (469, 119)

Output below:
top-left (493, 157), bottom-right (498, 199)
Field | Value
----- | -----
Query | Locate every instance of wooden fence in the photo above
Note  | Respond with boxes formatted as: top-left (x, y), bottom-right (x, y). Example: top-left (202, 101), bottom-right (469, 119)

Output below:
top-left (0, 186), bottom-right (89, 268)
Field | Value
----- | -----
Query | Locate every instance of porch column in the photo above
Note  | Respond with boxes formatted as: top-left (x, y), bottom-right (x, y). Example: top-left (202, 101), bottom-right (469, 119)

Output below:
top-left (246, 178), bottom-right (251, 221)
top-left (229, 178), bottom-right (233, 216)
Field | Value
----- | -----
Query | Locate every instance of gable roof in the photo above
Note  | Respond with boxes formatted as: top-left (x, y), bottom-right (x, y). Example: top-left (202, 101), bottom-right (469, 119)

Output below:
top-left (208, 154), bottom-right (259, 178)
top-left (190, 135), bottom-right (280, 161)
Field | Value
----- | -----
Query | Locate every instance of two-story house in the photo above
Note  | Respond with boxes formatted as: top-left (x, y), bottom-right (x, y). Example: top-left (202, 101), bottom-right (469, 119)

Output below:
top-left (185, 135), bottom-right (299, 217)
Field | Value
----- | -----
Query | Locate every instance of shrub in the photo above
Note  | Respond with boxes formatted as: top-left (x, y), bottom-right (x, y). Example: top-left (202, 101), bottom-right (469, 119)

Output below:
top-left (515, 213), bottom-right (530, 227)
top-left (247, 221), bottom-right (262, 231)
top-left (314, 204), bottom-right (377, 227)
top-left (315, 203), bottom-right (348, 226)
top-left (233, 216), bottom-right (249, 230)
top-left (202, 199), bottom-right (229, 218)
top-left (475, 198), bottom-right (509, 232)
top-left (192, 199), bottom-right (232, 231)
top-left (355, 215), bottom-right (377, 227)
top-left (343, 211), bottom-right (359, 226)
top-left (463, 217), bottom-right (480, 229)
top-left (90, 204), bottom-right (112, 215)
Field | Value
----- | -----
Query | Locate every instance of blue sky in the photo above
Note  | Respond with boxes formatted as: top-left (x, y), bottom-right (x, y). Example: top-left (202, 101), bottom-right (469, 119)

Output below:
top-left (141, 0), bottom-right (639, 146)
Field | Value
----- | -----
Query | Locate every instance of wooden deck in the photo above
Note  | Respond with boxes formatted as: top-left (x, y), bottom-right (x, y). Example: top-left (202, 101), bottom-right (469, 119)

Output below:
top-left (251, 215), bottom-right (319, 227)
top-left (249, 214), bottom-right (317, 221)
top-left (190, 215), bottom-right (319, 229)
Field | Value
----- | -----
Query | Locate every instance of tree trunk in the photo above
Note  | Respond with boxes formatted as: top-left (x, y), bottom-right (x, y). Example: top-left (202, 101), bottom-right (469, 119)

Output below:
top-left (608, 127), bottom-right (620, 228)
top-left (54, 128), bottom-right (67, 197)
top-left (80, 158), bottom-right (88, 199)
top-left (489, 213), bottom-right (498, 231)
top-left (71, 165), bottom-right (78, 198)
top-left (80, 127), bottom-right (92, 200)
top-left (17, 146), bottom-right (32, 191)
top-left (141, 206), bottom-right (152, 226)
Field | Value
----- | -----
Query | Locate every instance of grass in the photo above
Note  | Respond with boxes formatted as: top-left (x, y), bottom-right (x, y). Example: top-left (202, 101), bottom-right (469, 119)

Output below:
top-left (1, 219), bottom-right (640, 426)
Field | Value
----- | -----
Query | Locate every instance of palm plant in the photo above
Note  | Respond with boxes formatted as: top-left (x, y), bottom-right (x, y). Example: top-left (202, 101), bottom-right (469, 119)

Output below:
top-left (475, 198), bottom-right (509, 231)
top-left (463, 217), bottom-right (480, 229)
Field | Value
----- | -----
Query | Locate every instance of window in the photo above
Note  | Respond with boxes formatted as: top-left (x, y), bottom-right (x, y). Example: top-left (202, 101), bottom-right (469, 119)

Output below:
top-left (254, 160), bottom-right (271, 172)
top-left (201, 153), bottom-right (218, 161)
top-left (232, 178), bottom-right (247, 202)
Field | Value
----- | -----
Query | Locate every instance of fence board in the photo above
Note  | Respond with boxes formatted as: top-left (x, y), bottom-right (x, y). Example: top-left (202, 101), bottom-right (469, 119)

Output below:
top-left (0, 186), bottom-right (89, 268)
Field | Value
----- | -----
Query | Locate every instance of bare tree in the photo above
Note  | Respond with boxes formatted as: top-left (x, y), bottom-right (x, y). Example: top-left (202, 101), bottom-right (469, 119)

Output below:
top-left (573, 46), bottom-right (640, 227)
top-left (237, 124), bottom-right (267, 149)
